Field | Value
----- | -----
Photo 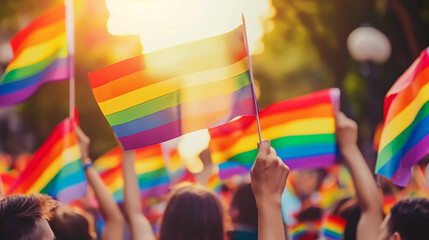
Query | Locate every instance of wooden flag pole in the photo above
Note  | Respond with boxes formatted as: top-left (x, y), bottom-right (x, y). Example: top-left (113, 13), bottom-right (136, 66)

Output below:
top-left (242, 14), bottom-right (262, 143)
top-left (65, 0), bottom-right (75, 118)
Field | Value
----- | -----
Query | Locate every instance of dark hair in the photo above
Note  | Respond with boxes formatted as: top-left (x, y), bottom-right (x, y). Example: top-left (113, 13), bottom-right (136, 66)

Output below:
top-left (49, 206), bottom-right (94, 240)
top-left (0, 194), bottom-right (59, 240)
top-left (229, 183), bottom-right (258, 226)
top-left (159, 183), bottom-right (224, 240)
top-left (388, 198), bottom-right (429, 240)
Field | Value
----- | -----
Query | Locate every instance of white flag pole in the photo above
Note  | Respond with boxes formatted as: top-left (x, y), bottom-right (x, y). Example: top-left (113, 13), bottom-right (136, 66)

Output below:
top-left (242, 14), bottom-right (262, 142)
top-left (65, 0), bottom-right (75, 118)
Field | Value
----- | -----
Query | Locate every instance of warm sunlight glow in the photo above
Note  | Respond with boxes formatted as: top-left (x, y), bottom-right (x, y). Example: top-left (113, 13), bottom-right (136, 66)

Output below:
top-left (105, 0), bottom-right (275, 54)
top-left (177, 129), bottom-right (210, 173)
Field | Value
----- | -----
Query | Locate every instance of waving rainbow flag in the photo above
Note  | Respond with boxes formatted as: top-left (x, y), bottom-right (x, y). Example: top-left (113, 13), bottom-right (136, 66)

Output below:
top-left (94, 145), bottom-right (170, 202)
top-left (88, 25), bottom-right (256, 150)
top-left (210, 89), bottom-right (339, 179)
top-left (376, 48), bottom-right (429, 186)
top-left (0, 4), bottom-right (70, 107)
top-left (8, 117), bottom-right (86, 203)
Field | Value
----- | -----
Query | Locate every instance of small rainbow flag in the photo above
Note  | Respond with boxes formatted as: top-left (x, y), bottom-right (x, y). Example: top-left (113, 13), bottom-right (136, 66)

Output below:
top-left (88, 25), bottom-right (256, 150)
top-left (8, 117), bottom-right (86, 203)
top-left (376, 47), bottom-right (429, 186)
top-left (0, 4), bottom-right (70, 107)
top-left (319, 165), bottom-right (354, 209)
top-left (0, 170), bottom-right (19, 193)
top-left (207, 172), bottom-right (223, 193)
top-left (210, 89), bottom-right (339, 179)
top-left (382, 195), bottom-right (397, 214)
top-left (321, 215), bottom-right (347, 240)
top-left (290, 223), bottom-right (310, 240)
top-left (94, 145), bottom-right (170, 202)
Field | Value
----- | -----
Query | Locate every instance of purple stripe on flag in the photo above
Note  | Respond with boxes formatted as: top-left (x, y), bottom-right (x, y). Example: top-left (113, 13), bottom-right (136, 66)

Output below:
top-left (219, 164), bottom-right (249, 179)
top-left (389, 134), bottom-right (429, 187)
top-left (0, 64), bottom-right (69, 107)
top-left (119, 98), bottom-right (255, 150)
top-left (285, 154), bottom-right (337, 170)
top-left (55, 181), bottom-right (87, 203)
top-left (140, 183), bottom-right (170, 198)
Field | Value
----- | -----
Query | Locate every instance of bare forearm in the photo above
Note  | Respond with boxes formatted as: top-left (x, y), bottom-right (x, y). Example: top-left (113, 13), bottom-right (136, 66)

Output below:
top-left (341, 145), bottom-right (382, 211)
top-left (257, 198), bottom-right (286, 240)
top-left (122, 151), bottom-right (155, 240)
top-left (85, 164), bottom-right (124, 225)
top-left (341, 145), bottom-right (383, 240)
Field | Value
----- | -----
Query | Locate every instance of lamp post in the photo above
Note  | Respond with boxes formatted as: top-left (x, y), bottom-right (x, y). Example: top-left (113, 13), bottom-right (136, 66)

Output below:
top-left (347, 26), bottom-right (391, 139)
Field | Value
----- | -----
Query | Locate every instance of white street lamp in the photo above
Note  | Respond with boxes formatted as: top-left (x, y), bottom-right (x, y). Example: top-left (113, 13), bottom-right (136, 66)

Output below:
top-left (347, 26), bottom-right (391, 64)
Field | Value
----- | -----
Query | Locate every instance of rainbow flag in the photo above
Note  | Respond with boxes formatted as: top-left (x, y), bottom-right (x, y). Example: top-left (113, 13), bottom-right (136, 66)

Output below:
top-left (376, 47), bottom-right (429, 186)
top-left (210, 89), bottom-right (339, 179)
top-left (0, 4), bottom-right (70, 107)
top-left (88, 25), bottom-right (256, 150)
top-left (207, 172), bottom-right (223, 193)
top-left (1, 170), bottom-right (19, 193)
top-left (94, 145), bottom-right (170, 202)
top-left (135, 146), bottom-right (170, 197)
top-left (289, 223), bottom-right (309, 240)
top-left (93, 147), bottom-right (123, 202)
top-left (8, 117), bottom-right (86, 203)
top-left (321, 215), bottom-right (347, 240)
top-left (319, 165), bottom-right (354, 209)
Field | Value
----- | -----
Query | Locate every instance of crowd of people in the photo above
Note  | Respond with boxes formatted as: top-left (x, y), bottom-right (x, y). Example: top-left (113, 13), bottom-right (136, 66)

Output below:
top-left (0, 112), bottom-right (428, 240)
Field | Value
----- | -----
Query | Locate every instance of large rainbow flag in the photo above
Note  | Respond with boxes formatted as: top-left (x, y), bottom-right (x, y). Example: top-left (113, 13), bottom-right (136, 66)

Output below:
top-left (376, 47), bottom-right (429, 186)
top-left (88, 25), bottom-right (256, 150)
top-left (93, 145), bottom-right (171, 202)
top-left (210, 89), bottom-right (339, 179)
top-left (8, 117), bottom-right (86, 203)
top-left (0, 4), bottom-right (70, 107)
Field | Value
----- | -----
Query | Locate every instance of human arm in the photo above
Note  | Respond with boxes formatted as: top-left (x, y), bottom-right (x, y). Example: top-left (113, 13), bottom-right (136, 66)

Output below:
top-left (75, 125), bottom-right (125, 240)
top-left (250, 139), bottom-right (289, 240)
top-left (122, 148), bottom-right (156, 240)
top-left (335, 112), bottom-right (383, 240)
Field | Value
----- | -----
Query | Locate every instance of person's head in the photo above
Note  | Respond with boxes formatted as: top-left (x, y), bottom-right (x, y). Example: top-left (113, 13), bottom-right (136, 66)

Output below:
top-left (229, 183), bottom-right (258, 227)
top-left (379, 198), bottom-right (429, 240)
top-left (0, 194), bottom-right (59, 240)
top-left (49, 206), bottom-right (96, 240)
top-left (159, 183), bottom-right (224, 240)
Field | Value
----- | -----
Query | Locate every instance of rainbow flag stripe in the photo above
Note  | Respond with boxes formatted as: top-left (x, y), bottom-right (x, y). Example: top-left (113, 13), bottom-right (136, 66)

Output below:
top-left (8, 117), bottom-right (86, 203)
top-left (88, 25), bottom-right (256, 150)
top-left (376, 48), bottom-right (429, 186)
top-left (210, 89), bottom-right (339, 179)
top-left (0, 4), bottom-right (69, 107)
top-left (321, 215), bottom-right (347, 240)
top-left (94, 145), bottom-right (170, 202)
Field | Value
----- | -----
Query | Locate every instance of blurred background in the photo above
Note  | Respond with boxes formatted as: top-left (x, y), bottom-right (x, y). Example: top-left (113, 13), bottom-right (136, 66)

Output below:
top-left (0, 0), bottom-right (428, 171)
